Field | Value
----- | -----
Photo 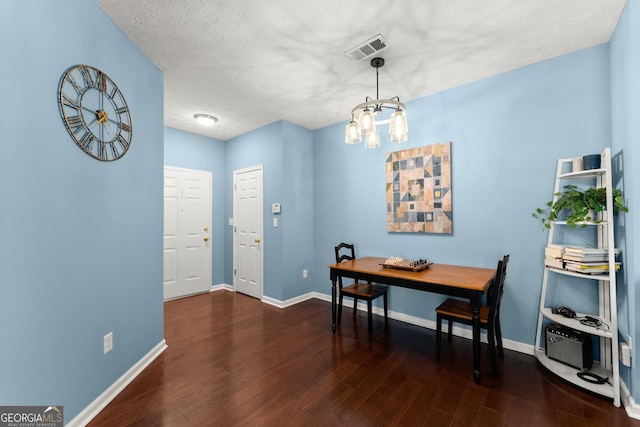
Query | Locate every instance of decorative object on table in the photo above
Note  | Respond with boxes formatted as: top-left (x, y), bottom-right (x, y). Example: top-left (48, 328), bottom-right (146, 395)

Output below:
top-left (533, 185), bottom-right (628, 228)
top-left (582, 154), bottom-right (601, 170)
top-left (345, 56), bottom-right (408, 147)
top-left (380, 256), bottom-right (433, 271)
top-left (386, 141), bottom-right (452, 233)
top-left (58, 64), bottom-right (132, 161)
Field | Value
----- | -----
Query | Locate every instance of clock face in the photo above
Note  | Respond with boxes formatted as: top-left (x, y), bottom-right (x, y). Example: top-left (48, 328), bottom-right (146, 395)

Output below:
top-left (58, 65), bottom-right (132, 161)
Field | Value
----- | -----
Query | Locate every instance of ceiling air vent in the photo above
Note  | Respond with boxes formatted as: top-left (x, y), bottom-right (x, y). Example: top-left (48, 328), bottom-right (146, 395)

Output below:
top-left (345, 34), bottom-right (389, 61)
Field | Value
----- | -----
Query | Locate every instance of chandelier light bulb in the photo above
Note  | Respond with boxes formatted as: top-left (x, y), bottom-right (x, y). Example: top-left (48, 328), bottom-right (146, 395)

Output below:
top-left (358, 109), bottom-right (375, 135)
top-left (364, 131), bottom-right (381, 149)
top-left (345, 120), bottom-right (361, 144)
top-left (389, 109), bottom-right (408, 143)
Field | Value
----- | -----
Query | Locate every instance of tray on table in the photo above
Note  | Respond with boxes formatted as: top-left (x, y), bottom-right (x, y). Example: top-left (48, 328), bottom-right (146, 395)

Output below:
top-left (379, 258), bottom-right (433, 272)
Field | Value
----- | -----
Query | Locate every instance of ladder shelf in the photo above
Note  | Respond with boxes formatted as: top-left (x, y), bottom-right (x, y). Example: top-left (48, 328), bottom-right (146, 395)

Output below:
top-left (533, 148), bottom-right (620, 407)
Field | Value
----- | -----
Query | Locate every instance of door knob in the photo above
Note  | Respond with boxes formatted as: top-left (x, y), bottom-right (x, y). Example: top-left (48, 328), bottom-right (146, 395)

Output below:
top-left (204, 236), bottom-right (210, 242)
top-left (255, 238), bottom-right (261, 243)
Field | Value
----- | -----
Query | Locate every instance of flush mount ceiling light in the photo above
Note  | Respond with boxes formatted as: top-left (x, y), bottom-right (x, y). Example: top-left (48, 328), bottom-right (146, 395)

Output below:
top-left (194, 114), bottom-right (218, 126)
top-left (345, 57), bottom-right (408, 148)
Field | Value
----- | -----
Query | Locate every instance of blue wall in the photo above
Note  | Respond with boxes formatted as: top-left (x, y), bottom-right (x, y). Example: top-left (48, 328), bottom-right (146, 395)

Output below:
top-left (611, 0), bottom-right (640, 403)
top-left (223, 121), bottom-right (314, 300)
top-left (281, 122), bottom-right (315, 300)
top-left (0, 0), bottom-right (164, 421)
top-left (164, 127), bottom-right (226, 286)
top-left (313, 45), bottom-right (611, 346)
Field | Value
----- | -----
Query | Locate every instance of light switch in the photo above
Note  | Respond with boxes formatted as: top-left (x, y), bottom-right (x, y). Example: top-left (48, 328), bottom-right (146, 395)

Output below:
top-left (273, 218), bottom-right (278, 228)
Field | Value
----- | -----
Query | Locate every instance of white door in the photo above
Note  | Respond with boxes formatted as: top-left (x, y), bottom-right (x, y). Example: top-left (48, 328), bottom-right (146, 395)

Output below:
top-left (163, 166), bottom-right (212, 300)
top-left (233, 166), bottom-right (263, 299)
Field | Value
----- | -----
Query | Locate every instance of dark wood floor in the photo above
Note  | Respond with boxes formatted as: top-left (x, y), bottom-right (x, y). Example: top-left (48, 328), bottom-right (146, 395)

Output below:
top-left (89, 291), bottom-right (638, 426)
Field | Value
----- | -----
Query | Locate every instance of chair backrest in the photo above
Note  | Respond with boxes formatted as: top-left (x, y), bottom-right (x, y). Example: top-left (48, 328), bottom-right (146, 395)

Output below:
top-left (487, 255), bottom-right (509, 323)
top-left (334, 243), bottom-right (356, 288)
top-left (335, 243), bottom-right (355, 263)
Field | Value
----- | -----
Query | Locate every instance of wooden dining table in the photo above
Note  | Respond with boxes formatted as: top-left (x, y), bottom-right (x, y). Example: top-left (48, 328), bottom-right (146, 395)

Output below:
top-left (329, 256), bottom-right (497, 384)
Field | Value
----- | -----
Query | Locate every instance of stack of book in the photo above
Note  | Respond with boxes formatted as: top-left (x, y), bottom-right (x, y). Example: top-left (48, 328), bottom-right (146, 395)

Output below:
top-left (563, 246), bottom-right (621, 274)
top-left (544, 244), bottom-right (565, 269)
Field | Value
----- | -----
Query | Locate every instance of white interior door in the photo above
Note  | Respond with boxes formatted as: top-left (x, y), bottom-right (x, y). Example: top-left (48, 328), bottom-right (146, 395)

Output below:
top-left (164, 166), bottom-right (212, 300)
top-left (233, 166), bottom-right (263, 299)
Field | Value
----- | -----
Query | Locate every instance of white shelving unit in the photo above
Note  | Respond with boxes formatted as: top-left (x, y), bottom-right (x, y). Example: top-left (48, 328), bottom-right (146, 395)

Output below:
top-left (534, 147), bottom-right (620, 407)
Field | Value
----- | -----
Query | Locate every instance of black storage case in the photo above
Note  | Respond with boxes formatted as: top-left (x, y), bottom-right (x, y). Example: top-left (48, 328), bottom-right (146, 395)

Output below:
top-left (545, 323), bottom-right (593, 371)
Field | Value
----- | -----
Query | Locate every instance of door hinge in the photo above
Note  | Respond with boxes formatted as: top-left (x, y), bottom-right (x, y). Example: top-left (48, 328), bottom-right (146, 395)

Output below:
top-left (234, 269), bottom-right (236, 276)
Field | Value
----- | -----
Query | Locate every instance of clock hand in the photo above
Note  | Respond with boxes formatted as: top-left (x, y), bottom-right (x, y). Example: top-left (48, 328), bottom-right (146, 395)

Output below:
top-left (102, 122), bottom-right (113, 138)
top-left (81, 105), bottom-right (97, 115)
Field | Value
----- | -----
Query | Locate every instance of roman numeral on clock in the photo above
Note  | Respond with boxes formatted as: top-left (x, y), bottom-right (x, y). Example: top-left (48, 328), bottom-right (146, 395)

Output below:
top-left (66, 115), bottom-right (84, 130)
top-left (118, 122), bottom-right (131, 133)
top-left (116, 134), bottom-right (130, 151)
top-left (80, 66), bottom-right (96, 88)
top-left (63, 95), bottom-right (80, 110)
top-left (79, 131), bottom-right (96, 151)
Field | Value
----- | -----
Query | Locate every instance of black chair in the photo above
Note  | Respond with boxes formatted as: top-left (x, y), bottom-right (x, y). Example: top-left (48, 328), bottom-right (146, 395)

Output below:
top-left (435, 255), bottom-right (509, 375)
top-left (334, 243), bottom-right (388, 335)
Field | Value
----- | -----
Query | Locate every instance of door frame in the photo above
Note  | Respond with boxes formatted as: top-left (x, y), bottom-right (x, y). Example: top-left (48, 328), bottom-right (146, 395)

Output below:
top-left (232, 165), bottom-right (264, 299)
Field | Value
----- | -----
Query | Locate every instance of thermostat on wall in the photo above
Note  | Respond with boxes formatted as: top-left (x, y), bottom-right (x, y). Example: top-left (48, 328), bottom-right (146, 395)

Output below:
top-left (272, 203), bottom-right (281, 214)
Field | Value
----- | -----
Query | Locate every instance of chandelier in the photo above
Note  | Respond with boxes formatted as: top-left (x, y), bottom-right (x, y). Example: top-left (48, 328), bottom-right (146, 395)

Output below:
top-left (345, 57), bottom-right (408, 148)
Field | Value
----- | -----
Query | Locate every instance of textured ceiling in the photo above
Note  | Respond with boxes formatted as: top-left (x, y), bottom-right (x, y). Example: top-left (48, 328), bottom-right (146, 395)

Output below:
top-left (99, 0), bottom-right (627, 141)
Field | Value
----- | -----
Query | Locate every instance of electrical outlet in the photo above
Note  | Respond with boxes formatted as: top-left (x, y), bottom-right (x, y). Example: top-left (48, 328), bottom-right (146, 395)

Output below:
top-left (303, 269), bottom-right (308, 279)
top-left (104, 332), bottom-right (113, 354)
top-left (620, 342), bottom-right (632, 367)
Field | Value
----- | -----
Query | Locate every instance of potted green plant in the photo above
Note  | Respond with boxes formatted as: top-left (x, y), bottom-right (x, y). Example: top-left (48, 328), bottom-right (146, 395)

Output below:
top-left (533, 185), bottom-right (629, 228)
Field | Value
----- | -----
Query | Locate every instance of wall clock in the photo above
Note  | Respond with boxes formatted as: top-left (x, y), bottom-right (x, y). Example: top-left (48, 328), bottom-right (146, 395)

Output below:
top-left (58, 65), bottom-right (132, 161)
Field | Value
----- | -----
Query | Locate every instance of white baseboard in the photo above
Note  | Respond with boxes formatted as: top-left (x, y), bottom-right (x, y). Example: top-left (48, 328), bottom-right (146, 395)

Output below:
top-left (210, 283), bottom-right (233, 292)
top-left (262, 292), bottom-right (317, 308)
top-left (622, 379), bottom-right (640, 419)
top-left (210, 286), bottom-right (319, 309)
top-left (67, 340), bottom-right (167, 427)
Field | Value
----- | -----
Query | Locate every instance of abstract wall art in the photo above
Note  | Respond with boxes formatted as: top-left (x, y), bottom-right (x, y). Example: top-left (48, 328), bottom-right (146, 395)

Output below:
top-left (385, 141), bottom-right (452, 233)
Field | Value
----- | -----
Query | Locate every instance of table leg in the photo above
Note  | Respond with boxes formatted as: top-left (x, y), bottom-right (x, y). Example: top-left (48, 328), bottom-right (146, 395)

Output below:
top-left (471, 293), bottom-right (482, 384)
top-left (331, 278), bottom-right (337, 333)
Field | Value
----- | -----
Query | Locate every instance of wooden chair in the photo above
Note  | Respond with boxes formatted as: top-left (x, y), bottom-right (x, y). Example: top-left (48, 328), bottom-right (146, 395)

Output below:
top-left (435, 255), bottom-right (509, 375)
top-left (334, 243), bottom-right (388, 335)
